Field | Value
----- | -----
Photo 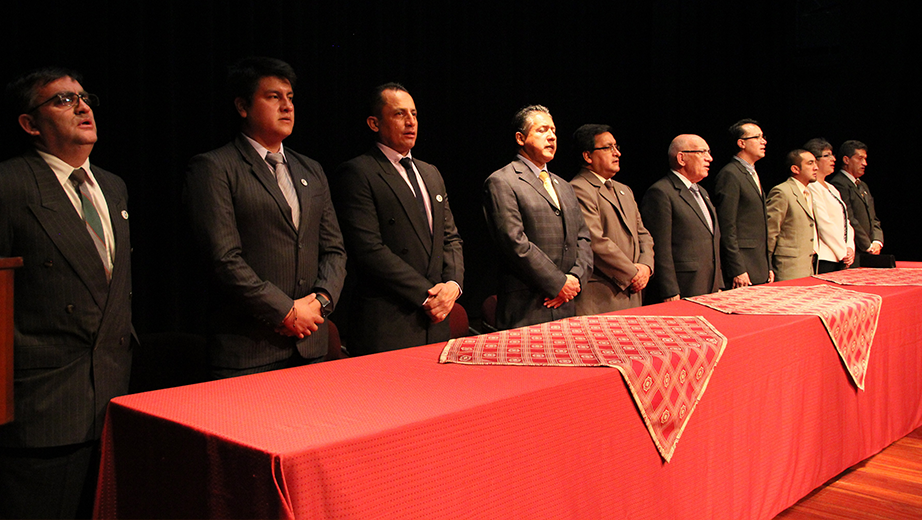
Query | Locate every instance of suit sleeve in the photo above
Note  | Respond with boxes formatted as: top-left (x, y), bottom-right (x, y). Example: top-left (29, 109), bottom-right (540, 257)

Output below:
top-left (571, 180), bottom-right (637, 290)
top-left (641, 185), bottom-right (679, 299)
top-left (714, 169), bottom-right (745, 278)
top-left (567, 183), bottom-right (593, 289)
top-left (765, 185), bottom-right (789, 255)
top-left (483, 173), bottom-right (569, 297)
top-left (437, 183), bottom-right (465, 288)
top-left (184, 154), bottom-right (292, 326)
top-left (308, 162), bottom-right (348, 309)
top-left (334, 160), bottom-right (436, 307)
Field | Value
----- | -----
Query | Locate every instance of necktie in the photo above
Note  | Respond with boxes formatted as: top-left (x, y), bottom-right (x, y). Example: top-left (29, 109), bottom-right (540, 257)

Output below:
top-left (604, 179), bottom-right (623, 211)
top-left (266, 152), bottom-right (300, 230)
top-left (751, 169), bottom-right (762, 195)
top-left (539, 170), bottom-right (560, 208)
top-left (69, 168), bottom-right (111, 281)
top-left (689, 184), bottom-right (713, 232)
top-left (399, 157), bottom-right (431, 234)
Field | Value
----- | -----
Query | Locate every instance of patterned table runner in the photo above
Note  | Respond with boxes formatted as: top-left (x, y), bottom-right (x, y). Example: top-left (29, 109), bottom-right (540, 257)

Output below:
top-left (440, 315), bottom-right (728, 462)
top-left (687, 285), bottom-right (881, 390)
top-left (814, 267), bottom-right (922, 286)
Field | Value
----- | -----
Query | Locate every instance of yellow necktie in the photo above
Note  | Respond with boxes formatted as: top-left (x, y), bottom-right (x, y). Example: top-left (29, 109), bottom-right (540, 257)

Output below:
top-left (539, 170), bottom-right (559, 208)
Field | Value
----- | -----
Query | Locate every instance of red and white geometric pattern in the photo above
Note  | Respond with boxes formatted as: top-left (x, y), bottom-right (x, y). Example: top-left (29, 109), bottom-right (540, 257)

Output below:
top-left (814, 267), bottom-right (922, 286)
top-left (688, 285), bottom-right (881, 390)
top-left (440, 315), bottom-right (728, 462)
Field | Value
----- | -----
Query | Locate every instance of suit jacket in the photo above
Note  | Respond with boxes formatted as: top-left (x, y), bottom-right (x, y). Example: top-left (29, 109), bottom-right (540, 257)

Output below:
top-left (0, 150), bottom-right (133, 447)
top-left (765, 177), bottom-right (818, 281)
top-left (184, 134), bottom-right (346, 368)
top-left (570, 168), bottom-right (653, 314)
top-left (713, 159), bottom-right (771, 285)
top-left (333, 147), bottom-right (463, 355)
top-left (641, 172), bottom-right (722, 302)
top-left (483, 159), bottom-right (592, 329)
top-left (828, 171), bottom-right (883, 253)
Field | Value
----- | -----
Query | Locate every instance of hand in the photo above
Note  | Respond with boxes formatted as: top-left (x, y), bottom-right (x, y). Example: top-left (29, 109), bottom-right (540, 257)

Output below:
top-left (732, 272), bottom-right (752, 289)
top-left (277, 294), bottom-right (324, 338)
top-left (768, 270), bottom-right (775, 283)
top-left (663, 294), bottom-right (680, 302)
top-left (544, 275), bottom-right (580, 309)
top-left (843, 247), bottom-right (855, 267)
top-left (423, 282), bottom-right (460, 323)
top-left (629, 264), bottom-right (651, 293)
top-left (867, 242), bottom-right (882, 255)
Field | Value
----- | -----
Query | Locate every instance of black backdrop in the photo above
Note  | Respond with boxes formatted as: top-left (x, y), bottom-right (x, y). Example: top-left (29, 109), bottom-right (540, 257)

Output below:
top-left (2, 0), bottom-right (917, 338)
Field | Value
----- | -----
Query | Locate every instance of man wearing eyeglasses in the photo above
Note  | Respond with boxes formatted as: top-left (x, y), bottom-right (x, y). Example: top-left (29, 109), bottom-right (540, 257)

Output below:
top-left (184, 57), bottom-right (346, 378)
top-left (0, 68), bottom-right (134, 518)
top-left (569, 124), bottom-right (653, 313)
top-left (641, 134), bottom-right (723, 302)
top-left (713, 119), bottom-right (773, 289)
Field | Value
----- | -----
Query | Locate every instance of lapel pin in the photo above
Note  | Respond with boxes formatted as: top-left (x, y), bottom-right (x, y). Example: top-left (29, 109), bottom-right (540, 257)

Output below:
top-left (436, 194), bottom-right (443, 203)
top-left (620, 190), bottom-right (625, 195)
top-left (121, 210), bottom-right (129, 219)
top-left (300, 179), bottom-right (308, 186)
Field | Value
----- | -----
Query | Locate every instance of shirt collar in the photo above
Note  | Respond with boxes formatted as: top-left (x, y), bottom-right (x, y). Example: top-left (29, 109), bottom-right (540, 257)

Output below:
top-left (840, 169), bottom-right (859, 184)
top-left (517, 154), bottom-right (545, 178)
top-left (37, 150), bottom-right (93, 189)
top-left (243, 133), bottom-right (285, 163)
top-left (671, 170), bottom-right (694, 189)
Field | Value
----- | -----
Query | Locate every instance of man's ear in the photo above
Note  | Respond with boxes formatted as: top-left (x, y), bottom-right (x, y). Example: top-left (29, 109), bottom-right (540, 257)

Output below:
top-left (366, 116), bottom-right (380, 133)
top-left (18, 113), bottom-right (40, 137)
top-left (515, 132), bottom-right (526, 147)
top-left (582, 150), bottom-right (593, 165)
top-left (234, 97), bottom-right (248, 119)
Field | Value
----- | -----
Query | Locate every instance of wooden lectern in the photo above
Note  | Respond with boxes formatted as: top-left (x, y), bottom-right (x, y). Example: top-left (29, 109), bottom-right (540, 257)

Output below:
top-left (0, 257), bottom-right (22, 425)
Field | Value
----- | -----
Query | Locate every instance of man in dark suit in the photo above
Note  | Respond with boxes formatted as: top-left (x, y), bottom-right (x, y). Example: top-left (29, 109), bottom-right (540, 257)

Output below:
top-left (713, 119), bottom-right (773, 288)
top-left (185, 57), bottom-right (346, 379)
top-left (641, 134), bottom-right (722, 302)
top-left (828, 140), bottom-right (883, 266)
top-left (569, 124), bottom-right (653, 314)
top-left (483, 105), bottom-right (592, 329)
top-left (0, 68), bottom-right (134, 518)
top-left (334, 83), bottom-right (463, 355)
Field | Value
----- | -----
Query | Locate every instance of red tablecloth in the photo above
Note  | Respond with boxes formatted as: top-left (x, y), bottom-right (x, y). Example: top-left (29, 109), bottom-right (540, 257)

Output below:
top-left (95, 275), bottom-right (922, 520)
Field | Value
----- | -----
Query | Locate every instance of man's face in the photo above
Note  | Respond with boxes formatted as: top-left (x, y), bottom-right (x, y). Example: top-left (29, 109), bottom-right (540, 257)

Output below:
top-left (816, 148), bottom-right (836, 177)
top-left (586, 132), bottom-right (621, 179)
top-left (368, 89), bottom-right (417, 155)
top-left (516, 111), bottom-right (557, 166)
top-left (843, 149), bottom-right (868, 178)
top-left (793, 151), bottom-right (818, 185)
top-left (738, 123), bottom-right (767, 161)
top-left (237, 76), bottom-right (294, 149)
top-left (21, 76), bottom-right (97, 155)
top-left (679, 136), bottom-right (712, 183)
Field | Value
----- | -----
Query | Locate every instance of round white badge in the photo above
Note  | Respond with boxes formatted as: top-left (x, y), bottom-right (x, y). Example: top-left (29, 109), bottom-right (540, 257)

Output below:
top-left (436, 194), bottom-right (443, 202)
top-left (121, 210), bottom-right (129, 219)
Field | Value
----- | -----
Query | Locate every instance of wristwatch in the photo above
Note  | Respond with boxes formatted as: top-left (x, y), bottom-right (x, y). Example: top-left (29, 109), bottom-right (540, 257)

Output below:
top-left (315, 292), bottom-right (332, 317)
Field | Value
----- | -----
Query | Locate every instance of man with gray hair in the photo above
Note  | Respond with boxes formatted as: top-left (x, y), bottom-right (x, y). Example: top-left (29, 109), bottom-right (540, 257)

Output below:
top-left (483, 105), bottom-right (592, 329)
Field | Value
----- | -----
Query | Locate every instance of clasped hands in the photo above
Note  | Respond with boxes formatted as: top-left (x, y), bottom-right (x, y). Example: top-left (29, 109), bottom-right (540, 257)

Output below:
top-left (423, 282), bottom-right (460, 323)
top-left (544, 274), bottom-right (580, 309)
top-left (277, 293), bottom-right (324, 338)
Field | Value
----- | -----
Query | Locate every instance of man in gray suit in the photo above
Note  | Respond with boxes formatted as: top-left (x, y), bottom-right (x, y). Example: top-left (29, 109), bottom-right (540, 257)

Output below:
top-left (185, 57), bottom-right (346, 379)
top-left (570, 124), bottom-right (653, 314)
top-left (334, 83), bottom-right (463, 355)
top-left (766, 150), bottom-right (820, 280)
top-left (642, 134), bottom-right (722, 302)
top-left (828, 140), bottom-right (883, 265)
top-left (713, 119), bottom-right (773, 288)
top-left (0, 68), bottom-right (134, 518)
top-left (483, 105), bottom-right (592, 329)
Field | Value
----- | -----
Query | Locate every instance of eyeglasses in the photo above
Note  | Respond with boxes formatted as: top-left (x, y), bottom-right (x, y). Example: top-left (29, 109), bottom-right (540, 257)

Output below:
top-left (740, 134), bottom-right (766, 141)
top-left (819, 153), bottom-right (834, 159)
top-left (28, 91), bottom-right (99, 113)
top-left (680, 149), bottom-right (711, 155)
top-left (590, 144), bottom-right (621, 154)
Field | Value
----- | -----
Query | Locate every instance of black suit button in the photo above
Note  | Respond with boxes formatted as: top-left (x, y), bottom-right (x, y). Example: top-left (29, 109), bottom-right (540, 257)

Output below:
top-left (43, 259), bottom-right (53, 267)
top-left (389, 218), bottom-right (396, 225)
top-left (298, 279), bottom-right (306, 286)
top-left (555, 210), bottom-right (561, 216)
top-left (298, 243), bottom-right (303, 249)
top-left (119, 337), bottom-right (126, 346)
top-left (65, 304), bottom-right (75, 314)
top-left (400, 248), bottom-right (409, 254)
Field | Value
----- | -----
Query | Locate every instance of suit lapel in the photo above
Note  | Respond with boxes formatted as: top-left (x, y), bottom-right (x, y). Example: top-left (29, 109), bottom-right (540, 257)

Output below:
top-left (370, 148), bottom-right (432, 254)
top-left (286, 153), bottom-right (312, 237)
top-left (672, 173), bottom-right (714, 234)
top-left (582, 169), bottom-right (635, 238)
top-left (515, 159), bottom-right (558, 209)
top-left (734, 160), bottom-right (763, 200)
top-left (234, 135), bottom-right (299, 233)
top-left (25, 153), bottom-right (109, 308)
top-left (790, 178), bottom-right (815, 222)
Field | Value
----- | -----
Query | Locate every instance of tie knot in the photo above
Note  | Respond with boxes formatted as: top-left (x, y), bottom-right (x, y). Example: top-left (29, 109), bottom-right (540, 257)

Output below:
top-left (399, 156), bottom-right (414, 170)
top-left (604, 179), bottom-right (613, 189)
top-left (70, 167), bottom-right (88, 185)
top-left (266, 152), bottom-right (285, 168)
top-left (539, 170), bottom-right (549, 182)
top-left (689, 183), bottom-right (700, 194)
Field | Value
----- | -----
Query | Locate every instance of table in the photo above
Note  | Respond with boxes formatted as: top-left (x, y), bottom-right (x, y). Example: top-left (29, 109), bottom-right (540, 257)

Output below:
top-left (95, 272), bottom-right (922, 519)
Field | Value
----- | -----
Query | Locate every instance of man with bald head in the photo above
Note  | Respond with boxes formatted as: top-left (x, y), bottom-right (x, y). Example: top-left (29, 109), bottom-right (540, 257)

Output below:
top-left (641, 134), bottom-right (722, 302)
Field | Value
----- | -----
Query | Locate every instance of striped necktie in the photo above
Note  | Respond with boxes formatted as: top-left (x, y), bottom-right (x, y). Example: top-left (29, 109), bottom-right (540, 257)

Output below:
top-left (70, 168), bottom-right (111, 281)
top-left (266, 152), bottom-right (300, 230)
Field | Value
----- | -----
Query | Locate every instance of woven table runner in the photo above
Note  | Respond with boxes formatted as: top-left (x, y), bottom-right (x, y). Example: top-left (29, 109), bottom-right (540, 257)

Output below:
top-left (814, 267), bottom-right (922, 286)
top-left (687, 285), bottom-right (881, 390)
top-left (440, 315), bottom-right (728, 462)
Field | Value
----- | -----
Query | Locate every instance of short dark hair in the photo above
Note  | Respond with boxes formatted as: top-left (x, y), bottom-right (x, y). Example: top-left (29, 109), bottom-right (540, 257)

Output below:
top-left (573, 124), bottom-right (614, 161)
top-left (512, 105), bottom-right (551, 136)
top-left (6, 66), bottom-right (83, 115)
top-left (227, 57), bottom-right (296, 105)
top-left (784, 149), bottom-right (809, 174)
top-left (838, 139), bottom-right (867, 161)
top-left (370, 82), bottom-right (409, 118)
top-left (729, 118), bottom-right (760, 145)
top-left (803, 138), bottom-right (833, 160)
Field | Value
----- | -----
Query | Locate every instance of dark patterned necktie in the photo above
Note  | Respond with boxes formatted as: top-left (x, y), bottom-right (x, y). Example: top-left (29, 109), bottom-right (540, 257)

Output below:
top-left (70, 168), bottom-right (110, 281)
